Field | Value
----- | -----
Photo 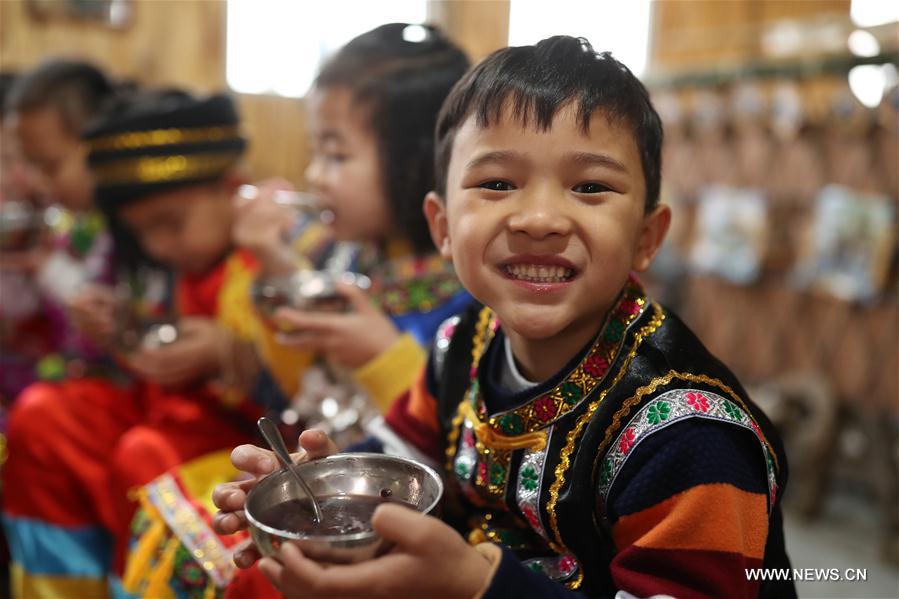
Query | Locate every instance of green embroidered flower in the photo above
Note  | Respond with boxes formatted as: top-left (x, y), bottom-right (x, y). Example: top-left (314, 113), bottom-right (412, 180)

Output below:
top-left (559, 381), bottom-right (582, 405)
top-left (527, 561), bottom-right (544, 574)
top-left (499, 413), bottom-right (524, 435)
top-left (646, 401), bottom-right (671, 425)
top-left (455, 460), bottom-right (471, 479)
top-left (520, 464), bottom-right (539, 491)
top-left (603, 319), bottom-right (625, 343)
top-left (599, 459), bottom-right (613, 486)
top-left (722, 400), bottom-right (744, 421)
top-left (490, 463), bottom-right (507, 486)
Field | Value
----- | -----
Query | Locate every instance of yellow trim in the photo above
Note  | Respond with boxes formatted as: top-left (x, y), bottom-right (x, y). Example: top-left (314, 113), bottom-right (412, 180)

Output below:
top-left (144, 537), bottom-right (180, 599)
top-left (547, 302), bottom-right (665, 559)
top-left (461, 401), bottom-right (547, 451)
top-left (445, 307), bottom-right (495, 471)
top-left (88, 125), bottom-right (241, 152)
top-left (92, 152), bottom-right (241, 185)
top-left (123, 498), bottom-right (168, 594)
top-left (10, 563), bottom-right (109, 599)
top-left (352, 333), bottom-right (427, 413)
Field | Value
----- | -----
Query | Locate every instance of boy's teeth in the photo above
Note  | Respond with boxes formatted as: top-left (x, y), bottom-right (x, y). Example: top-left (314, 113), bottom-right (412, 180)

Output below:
top-left (505, 264), bottom-right (573, 283)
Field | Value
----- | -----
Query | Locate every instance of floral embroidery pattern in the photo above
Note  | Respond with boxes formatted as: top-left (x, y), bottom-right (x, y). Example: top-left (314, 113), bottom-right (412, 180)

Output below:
top-left (618, 428), bottom-right (636, 454)
top-left (145, 475), bottom-right (235, 588)
top-left (597, 388), bottom-right (778, 507)
top-left (516, 448), bottom-right (549, 538)
top-left (686, 391), bottom-right (710, 412)
top-left (646, 401), bottom-right (670, 424)
top-left (483, 278), bottom-right (647, 434)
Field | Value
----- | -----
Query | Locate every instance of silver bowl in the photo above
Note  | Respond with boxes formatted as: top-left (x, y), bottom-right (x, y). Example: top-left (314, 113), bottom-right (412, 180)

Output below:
top-left (251, 270), bottom-right (371, 319)
top-left (245, 453), bottom-right (443, 564)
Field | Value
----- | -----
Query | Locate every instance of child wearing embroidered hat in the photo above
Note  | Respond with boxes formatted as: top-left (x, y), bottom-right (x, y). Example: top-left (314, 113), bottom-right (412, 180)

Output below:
top-left (3, 88), bottom-right (310, 597)
top-left (214, 37), bottom-right (795, 599)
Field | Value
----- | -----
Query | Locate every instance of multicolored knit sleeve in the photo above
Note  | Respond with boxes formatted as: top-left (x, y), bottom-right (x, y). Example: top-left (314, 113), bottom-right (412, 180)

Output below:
top-left (600, 389), bottom-right (775, 599)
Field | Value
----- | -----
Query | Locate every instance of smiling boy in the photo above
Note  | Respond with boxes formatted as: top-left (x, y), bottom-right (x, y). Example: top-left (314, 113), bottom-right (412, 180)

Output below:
top-left (215, 36), bottom-right (794, 599)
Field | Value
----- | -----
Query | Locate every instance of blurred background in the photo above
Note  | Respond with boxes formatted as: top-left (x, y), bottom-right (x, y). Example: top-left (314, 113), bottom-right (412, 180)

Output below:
top-left (1, 1), bottom-right (897, 597)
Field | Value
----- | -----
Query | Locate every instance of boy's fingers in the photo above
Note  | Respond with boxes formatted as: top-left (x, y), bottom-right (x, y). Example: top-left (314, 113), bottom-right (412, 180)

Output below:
top-left (211, 510), bottom-right (248, 535)
top-left (212, 481), bottom-right (247, 511)
top-left (231, 445), bottom-right (277, 475)
top-left (298, 429), bottom-right (339, 459)
top-left (258, 556), bottom-right (285, 591)
top-left (371, 503), bottom-right (433, 551)
top-left (233, 543), bottom-right (261, 569)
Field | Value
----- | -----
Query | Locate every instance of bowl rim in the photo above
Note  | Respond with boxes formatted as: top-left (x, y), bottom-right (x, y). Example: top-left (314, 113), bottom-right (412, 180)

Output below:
top-left (244, 452), bottom-right (444, 542)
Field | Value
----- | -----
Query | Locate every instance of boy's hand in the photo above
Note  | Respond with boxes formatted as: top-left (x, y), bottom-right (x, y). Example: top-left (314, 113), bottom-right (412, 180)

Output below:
top-left (212, 430), bottom-right (338, 569)
top-left (68, 284), bottom-right (118, 349)
top-left (259, 505), bottom-right (493, 599)
top-left (233, 179), bottom-right (299, 276)
top-left (125, 317), bottom-right (222, 387)
top-left (273, 282), bottom-right (400, 369)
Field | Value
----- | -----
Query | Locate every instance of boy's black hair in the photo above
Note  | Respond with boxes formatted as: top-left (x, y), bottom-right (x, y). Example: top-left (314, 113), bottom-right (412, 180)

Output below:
top-left (435, 36), bottom-right (663, 211)
top-left (5, 59), bottom-right (118, 134)
top-left (315, 23), bottom-right (469, 253)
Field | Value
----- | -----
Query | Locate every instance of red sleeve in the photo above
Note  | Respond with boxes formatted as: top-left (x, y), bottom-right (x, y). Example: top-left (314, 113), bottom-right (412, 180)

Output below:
top-left (383, 369), bottom-right (443, 463)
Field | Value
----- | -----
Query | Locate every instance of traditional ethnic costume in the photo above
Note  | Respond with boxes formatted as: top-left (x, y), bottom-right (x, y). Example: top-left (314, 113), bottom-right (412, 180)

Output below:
top-left (230, 275), bottom-right (795, 599)
top-left (120, 237), bottom-right (473, 599)
top-left (2, 94), bottom-right (303, 599)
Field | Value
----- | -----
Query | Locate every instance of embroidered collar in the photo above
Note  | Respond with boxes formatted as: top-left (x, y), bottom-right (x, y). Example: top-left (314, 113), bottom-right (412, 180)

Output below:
top-left (365, 248), bottom-right (464, 317)
top-left (467, 276), bottom-right (649, 439)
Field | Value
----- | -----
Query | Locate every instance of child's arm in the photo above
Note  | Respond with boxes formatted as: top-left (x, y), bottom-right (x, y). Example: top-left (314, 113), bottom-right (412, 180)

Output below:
top-left (603, 417), bottom-right (772, 598)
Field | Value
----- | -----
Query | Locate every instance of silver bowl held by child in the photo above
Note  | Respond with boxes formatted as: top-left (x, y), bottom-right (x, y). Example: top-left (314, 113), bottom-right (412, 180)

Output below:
top-left (245, 453), bottom-right (443, 564)
top-left (251, 269), bottom-right (372, 319)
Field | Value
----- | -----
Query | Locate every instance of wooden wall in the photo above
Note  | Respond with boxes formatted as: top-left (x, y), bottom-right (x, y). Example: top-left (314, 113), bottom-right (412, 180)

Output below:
top-left (0, 0), bottom-right (512, 188)
top-left (650, 0), bottom-right (852, 71)
top-left (0, 0), bottom-right (854, 184)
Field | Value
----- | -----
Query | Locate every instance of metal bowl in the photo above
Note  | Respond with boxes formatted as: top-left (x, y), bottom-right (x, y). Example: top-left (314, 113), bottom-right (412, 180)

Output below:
top-left (245, 453), bottom-right (443, 564)
top-left (252, 270), bottom-right (371, 320)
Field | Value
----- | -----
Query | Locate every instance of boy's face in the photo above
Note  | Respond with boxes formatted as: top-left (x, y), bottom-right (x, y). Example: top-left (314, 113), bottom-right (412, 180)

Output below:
top-left (425, 103), bottom-right (669, 343)
top-left (304, 86), bottom-right (393, 242)
top-left (119, 180), bottom-right (237, 275)
top-left (10, 107), bottom-right (93, 212)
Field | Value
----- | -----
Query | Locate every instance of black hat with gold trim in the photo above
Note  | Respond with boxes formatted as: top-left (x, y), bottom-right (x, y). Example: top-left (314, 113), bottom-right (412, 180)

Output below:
top-left (84, 90), bottom-right (247, 209)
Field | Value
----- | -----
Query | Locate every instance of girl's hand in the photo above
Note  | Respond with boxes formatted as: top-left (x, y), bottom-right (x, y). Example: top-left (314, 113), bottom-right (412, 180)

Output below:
top-left (68, 284), bottom-right (118, 349)
top-left (212, 430), bottom-right (339, 569)
top-left (260, 505), bottom-right (494, 599)
top-left (273, 282), bottom-right (400, 369)
top-left (125, 317), bottom-right (222, 387)
top-left (233, 179), bottom-right (299, 276)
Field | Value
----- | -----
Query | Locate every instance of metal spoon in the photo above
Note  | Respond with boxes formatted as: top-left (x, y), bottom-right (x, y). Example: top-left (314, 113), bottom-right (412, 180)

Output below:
top-left (257, 417), bottom-right (323, 524)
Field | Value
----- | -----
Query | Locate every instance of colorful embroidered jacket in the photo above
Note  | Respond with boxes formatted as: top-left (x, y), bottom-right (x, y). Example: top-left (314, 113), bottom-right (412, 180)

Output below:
top-left (382, 277), bottom-right (795, 599)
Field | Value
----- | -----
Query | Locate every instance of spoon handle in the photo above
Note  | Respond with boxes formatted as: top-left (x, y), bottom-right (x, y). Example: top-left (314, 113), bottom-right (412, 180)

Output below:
top-left (257, 417), bottom-right (324, 523)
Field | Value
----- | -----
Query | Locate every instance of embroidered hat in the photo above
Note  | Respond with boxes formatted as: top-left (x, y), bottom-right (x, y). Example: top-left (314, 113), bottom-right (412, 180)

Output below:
top-left (83, 91), bottom-right (247, 208)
